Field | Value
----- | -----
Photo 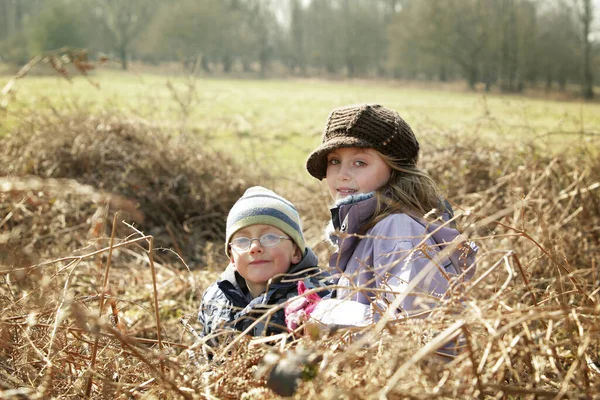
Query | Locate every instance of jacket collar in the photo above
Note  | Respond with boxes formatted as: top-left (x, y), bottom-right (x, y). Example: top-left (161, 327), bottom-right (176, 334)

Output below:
top-left (328, 192), bottom-right (378, 243)
top-left (326, 193), bottom-right (378, 272)
top-left (217, 263), bottom-right (252, 305)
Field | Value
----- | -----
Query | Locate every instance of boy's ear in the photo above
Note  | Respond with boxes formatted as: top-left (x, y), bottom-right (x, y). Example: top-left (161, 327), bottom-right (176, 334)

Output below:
top-left (291, 246), bottom-right (302, 265)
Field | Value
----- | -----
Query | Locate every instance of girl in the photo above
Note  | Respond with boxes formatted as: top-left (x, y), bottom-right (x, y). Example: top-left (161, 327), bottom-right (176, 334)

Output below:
top-left (287, 104), bottom-right (477, 329)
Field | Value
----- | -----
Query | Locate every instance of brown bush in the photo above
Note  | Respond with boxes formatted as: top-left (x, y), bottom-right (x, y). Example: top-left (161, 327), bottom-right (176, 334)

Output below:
top-left (422, 140), bottom-right (600, 277)
top-left (1, 110), bottom-right (599, 398)
top-left (0, 110), bottom-right (261, 267)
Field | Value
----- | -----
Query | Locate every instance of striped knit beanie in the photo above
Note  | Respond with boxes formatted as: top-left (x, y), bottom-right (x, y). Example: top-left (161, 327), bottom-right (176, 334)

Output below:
top-left (306, 104), bottom-right (420, 180)
top-left (225, 186), bottom-right (306, 256)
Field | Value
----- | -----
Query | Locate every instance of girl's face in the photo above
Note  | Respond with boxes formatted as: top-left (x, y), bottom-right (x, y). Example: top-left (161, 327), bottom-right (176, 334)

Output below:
top-left (326, 147), bottom-right (391, 201)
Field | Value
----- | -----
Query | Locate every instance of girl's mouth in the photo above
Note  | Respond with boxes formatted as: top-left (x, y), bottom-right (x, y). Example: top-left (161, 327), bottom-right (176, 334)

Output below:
top-left (337, 188), bottom-right (357, 195)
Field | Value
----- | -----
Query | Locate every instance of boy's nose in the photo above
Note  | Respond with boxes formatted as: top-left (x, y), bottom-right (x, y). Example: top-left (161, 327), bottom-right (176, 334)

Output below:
top-left (249, 240), bottom-right (264, 253)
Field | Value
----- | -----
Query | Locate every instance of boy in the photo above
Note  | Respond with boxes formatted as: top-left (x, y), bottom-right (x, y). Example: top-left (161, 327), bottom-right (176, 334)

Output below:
top-left (197, 186), bottom-right (327, 342)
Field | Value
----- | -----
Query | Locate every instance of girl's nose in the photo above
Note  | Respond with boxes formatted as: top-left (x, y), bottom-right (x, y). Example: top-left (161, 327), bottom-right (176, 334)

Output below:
top-left (338, 163), bottom-right (351, 180)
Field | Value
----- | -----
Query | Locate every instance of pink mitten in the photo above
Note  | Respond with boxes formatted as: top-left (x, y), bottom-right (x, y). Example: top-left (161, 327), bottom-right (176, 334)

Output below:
top-left (284, 281), bottom-right (322, 331)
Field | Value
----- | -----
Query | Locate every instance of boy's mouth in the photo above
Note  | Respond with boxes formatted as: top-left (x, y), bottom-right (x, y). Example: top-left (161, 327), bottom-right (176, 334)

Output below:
top-left (249, 259), bottom-right (269, 265)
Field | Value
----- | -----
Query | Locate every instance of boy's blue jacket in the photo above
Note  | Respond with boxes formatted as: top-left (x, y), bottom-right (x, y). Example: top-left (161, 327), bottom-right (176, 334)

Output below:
top-left (197, 248), bottom-right (328, 343)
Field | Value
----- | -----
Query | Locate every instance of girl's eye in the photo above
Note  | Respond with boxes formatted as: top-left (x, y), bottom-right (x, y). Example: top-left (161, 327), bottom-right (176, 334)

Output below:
top-left (354, 160), bottom-right (366, 167)
top-left (328, 158), bottom-right (340, 165)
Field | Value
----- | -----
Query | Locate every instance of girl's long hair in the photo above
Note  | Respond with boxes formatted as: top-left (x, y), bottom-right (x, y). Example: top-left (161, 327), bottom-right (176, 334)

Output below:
top-left (361, 152), bottom-right (446, 232)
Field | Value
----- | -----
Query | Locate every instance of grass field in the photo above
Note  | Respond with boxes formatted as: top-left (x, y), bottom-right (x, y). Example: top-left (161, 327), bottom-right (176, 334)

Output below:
top-left (2, 69), bottom-right (599, 171)
top-left (1, 67), bottom-right (600, 398)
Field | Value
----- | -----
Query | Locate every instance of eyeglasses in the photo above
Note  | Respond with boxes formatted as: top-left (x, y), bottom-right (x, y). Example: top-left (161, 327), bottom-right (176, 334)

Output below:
top-left (229, 233), bottom-right (292, 253)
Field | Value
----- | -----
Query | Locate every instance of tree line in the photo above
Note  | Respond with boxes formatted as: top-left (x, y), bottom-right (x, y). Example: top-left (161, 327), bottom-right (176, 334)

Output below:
top-left (0, 0), bottom-right (597, 98)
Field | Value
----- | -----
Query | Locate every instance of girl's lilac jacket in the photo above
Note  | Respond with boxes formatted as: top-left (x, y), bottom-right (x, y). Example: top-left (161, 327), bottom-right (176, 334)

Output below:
top-left (327, 193), bottom-right (477, 319)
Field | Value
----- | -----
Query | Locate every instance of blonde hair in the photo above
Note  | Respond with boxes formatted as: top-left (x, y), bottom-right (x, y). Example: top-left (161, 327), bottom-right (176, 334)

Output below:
top-left (361, 152), bottom-right (445, 232)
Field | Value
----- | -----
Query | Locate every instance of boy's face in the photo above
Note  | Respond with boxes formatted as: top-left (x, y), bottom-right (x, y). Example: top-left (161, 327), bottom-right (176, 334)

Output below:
top-left (325, 147), bottom-right (391, 201)
top-left (229, 224), bottom-right (302, 291)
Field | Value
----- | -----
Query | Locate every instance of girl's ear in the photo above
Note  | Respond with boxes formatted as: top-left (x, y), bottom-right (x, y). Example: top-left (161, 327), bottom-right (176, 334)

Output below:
top-left (291, 246), bottom-right (302, 265)
top-left (229, 256), bottom-right (236, 266)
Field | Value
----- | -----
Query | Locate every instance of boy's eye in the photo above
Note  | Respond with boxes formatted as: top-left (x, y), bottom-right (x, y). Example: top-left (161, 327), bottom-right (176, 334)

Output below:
top-left (260, 234), bottom-right (281, 246)
top-left (229, 233), bottom-right (290, 252)
top-left (230, 237), bottom-right (251, 250)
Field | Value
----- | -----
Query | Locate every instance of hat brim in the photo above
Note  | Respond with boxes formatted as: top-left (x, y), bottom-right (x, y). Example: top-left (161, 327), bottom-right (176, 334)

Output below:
top-left (306, 136), bottom-right (373, 180)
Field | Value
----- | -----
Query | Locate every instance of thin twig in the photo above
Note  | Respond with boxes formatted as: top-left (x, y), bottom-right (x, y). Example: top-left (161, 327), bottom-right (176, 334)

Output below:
top-left (85, 212), bottom-right (118, 398)
top-left (147, 236), bottom-right (165, 375)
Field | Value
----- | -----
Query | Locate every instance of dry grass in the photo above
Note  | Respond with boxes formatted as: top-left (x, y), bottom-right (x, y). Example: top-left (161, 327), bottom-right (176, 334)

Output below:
top-left (0, 109), bottom-right (264, 268)
top-left (0, 105), bottom-right (599, 398)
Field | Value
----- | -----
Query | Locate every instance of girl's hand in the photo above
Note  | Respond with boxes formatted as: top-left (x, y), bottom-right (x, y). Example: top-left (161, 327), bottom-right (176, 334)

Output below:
top-left (285, 281), bottom-right (322, 331)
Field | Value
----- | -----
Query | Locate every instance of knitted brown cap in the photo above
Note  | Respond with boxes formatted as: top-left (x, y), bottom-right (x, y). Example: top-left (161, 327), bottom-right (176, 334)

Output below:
top-left (306, 104), bottom-right (420, 180)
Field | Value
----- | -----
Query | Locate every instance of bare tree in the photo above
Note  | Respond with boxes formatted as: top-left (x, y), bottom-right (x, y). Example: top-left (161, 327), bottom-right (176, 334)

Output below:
top-left (94, 0), bottom-right (156, 70)
top-left (574, 0), bottom-right (595, 98)
top-left (287, 0), bottom-right (307, 75)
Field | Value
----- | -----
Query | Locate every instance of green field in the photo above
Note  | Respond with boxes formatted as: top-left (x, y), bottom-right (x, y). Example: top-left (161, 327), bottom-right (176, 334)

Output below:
top-left (2, 69), bottom-right (600, 398)
top-left (2, 70), bottom-right (599, 171)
